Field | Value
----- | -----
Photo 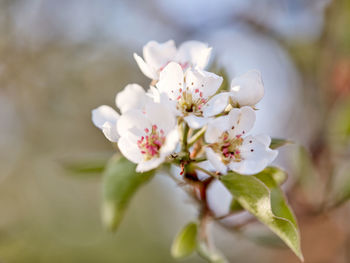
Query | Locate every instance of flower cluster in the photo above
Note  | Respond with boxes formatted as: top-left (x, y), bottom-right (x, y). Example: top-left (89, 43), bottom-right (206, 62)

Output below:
top-left (92, 40), bottom-right (277, 175)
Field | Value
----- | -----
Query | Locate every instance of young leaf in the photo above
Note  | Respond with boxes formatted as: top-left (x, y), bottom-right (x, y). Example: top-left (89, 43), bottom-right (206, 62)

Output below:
top-left (102, 155), bottom-right (155, 231)
top-left (263, 166), bottom-right (288, 185)
top-left (229, 167), bottom-right (287, 213)
top-left (229, 198), bottom-right (244, 212)
top-left (171, 222), bottom-right (198, 259)
top-left (245, 231), bottom-right (287, 249)
top-left (329, 97), bottom-right (350, 143)
top-left (60, 154), bottom-right (109, 176)
top-left (331, 168), bottom-right (350, 208)
top-left (253, 169), bottom-right (297, 228)
top-left (197, 241), bottom-right (227, 263)
top-left (220, 173), bottom-right (303, 261)
top-left (216, 67), bottom-right (230, 92)
top-left (270, 138), bottom-right (292, 149)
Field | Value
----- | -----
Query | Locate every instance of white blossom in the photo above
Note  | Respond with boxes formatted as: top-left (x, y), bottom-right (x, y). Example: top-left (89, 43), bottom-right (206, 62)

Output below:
top-left (155, 62), bottom-right (223, 129)
top-left (204, 106), bottom-right (277, 175)
top-left (92, 105), bottom-right (120, 142)
top-left (116, 83), bottom-right (153, 114)
top-left (134, 40), bottom-right (212, 80)
top-left (92, 83), bottom-right (151, 142)
top-left (204, 70), bottom-right (264, 117)
top-left (117, 101), bottom-right (179, 172)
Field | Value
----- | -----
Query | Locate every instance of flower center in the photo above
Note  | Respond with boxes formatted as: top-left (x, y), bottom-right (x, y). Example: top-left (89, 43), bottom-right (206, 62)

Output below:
top-left (176, 89), bottom-right (207, 116)
top-left (211, 132), bottom-right (243, 164)
top-left (137, 125), bottom-right (166, 161)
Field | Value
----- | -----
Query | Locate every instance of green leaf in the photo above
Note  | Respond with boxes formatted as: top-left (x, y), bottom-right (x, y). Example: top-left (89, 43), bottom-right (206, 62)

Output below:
top-left (263, 166), bottom-right (288, 185)
top-left (171, 222), bottom-right (198, 259)
top-left (245, 231), bottom-right (287, 249)
top-left (253, 169), bottom-right (297, 228)
top-left (229, 198), bottom-right (244, 212)
top-left (270, 138), bottom-right (292, 149)
top-left (337, 174), bottom-right (350, 204)
top-left (330, 164), bottom-right (350, 208)
top-left (197, 241), bottom-right (227, 263)
top-left (220, 172), bottom-right (303, 261)
top-left (329, 97), bottom-right (350, 144)
top-left (216, 67), bottom-right (230, 93)
top-left (102, 155), bottom-right (155, 231)
top-left (60, 154), bottom-right (109, 176)
top-left (229, 167), bottom-right (287, 213)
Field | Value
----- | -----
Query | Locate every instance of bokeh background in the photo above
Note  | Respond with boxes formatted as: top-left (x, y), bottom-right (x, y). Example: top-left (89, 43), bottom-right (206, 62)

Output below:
top-left (1, 0), bottom-right (350, 262)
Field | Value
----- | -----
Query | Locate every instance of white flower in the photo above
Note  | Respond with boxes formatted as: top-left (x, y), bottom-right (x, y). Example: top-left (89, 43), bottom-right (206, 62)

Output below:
top-left (155, 62), bottom-right (223, 129)
top-left (117, 101), bottom-right (179, 172)
top-left (92, 83), bottom-right (151, 142)
top-left (92, 105), bottom-right (120, 142)
top-left (116, 83), bottom-right (152, 114)
top-left (204, 106), bottom-right (277, 175)
top-left (204, 70), bottom-right (264, 117)
top-left (134, 40), bottom-right (212, 80)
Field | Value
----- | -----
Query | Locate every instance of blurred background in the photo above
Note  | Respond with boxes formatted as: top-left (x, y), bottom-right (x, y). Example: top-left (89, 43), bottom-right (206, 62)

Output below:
top-left (1, 0), bottom-right (350, 262)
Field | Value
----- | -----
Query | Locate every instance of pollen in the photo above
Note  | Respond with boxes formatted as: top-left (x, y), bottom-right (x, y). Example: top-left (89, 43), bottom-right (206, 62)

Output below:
top-left (138, 125), bottom-right (166, 161)
top-left (176, 90), bottom-right (208, 117)
top-left (210, 132), bottom-right (244, 164)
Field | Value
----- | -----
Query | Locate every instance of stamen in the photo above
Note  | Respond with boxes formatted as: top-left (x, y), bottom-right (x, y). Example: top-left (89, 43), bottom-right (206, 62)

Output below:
top-left (138, 125), bottom-right (166, 160)
top-left (211, 132), bottom-right (244, 164)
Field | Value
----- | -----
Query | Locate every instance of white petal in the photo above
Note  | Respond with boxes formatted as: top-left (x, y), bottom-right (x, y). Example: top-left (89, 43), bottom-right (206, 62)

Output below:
top-left (202, 92), bottom-right (230, 117)
top-left (205, 147), bottom-right (227, 175)
top-left (176, 41), bottom-right (212, 69)
top-left (101, 122), bottom-right (119, 142)
top-left (143, 40), bottom-right (177, 72)
top-left (254, 134), bottom-right (271, 146)
top-left (147, 86), bottom-right (161, 102)
top-left (195, 160), bottom-right (215, 180)
top-left (133, 53), bottom-right (158, 80)
top-left (116, 83), bottom-right (150, 113)
top-left (229, 135), bottom-right (278, 175)
top-left (144, 102), bottom-right (176, 134)
top-left (118, 135), bottom-right (143, 164)
top-left (230, 70), bottom-right (264, 106)
top-left (205, 115), bottom-right (230, 143)
top-left (92, 105), bottom-right (119, 129)
top-left (156, 62), bottom-right (184, 100)
top-left (185, 68), bottom-right (223, 99)
top-left (160, 129), bottom-right (179, 156)
top-left (184, 115), bottom-right (209, 129)
top-left (136, 157), bottom-right (165, 173)
top-left (117, 109), bottom-right (151, 137)
top-left (227, 106), bottom-right (256, 138)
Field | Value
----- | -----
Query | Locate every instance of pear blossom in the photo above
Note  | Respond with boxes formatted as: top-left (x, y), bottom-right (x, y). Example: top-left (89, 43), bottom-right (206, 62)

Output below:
top-left (92, 83), bottom-right (151, 142)
top-left (92, 105), bottom-right (120, 142)
top-left (115, 83), bottom-right (153, 113)
top-left (134, 40), bottom-right (212, 80)
top-left (117, 101), bottom-right (179, 172)
top-left (204, 106), bottom-right (277, 175)
top-left (155, 62), bottom-right (223, 129)
top-left (203, 70), bottom-right (264, 117)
